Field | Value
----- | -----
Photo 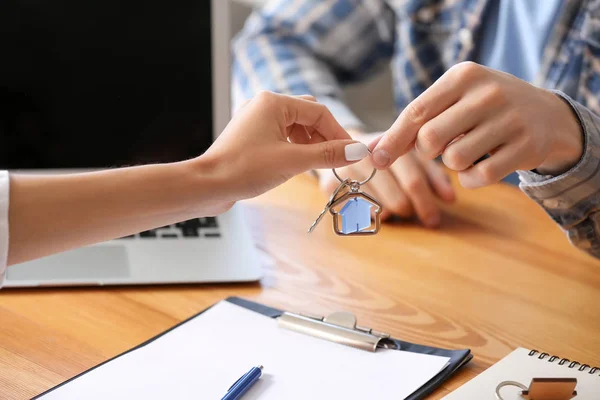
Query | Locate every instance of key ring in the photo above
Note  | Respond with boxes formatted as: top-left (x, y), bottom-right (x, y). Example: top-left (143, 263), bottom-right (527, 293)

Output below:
top-left (332, 150), bottom-right (377, 186)
top-left (309, 149), bottom-right (383, 235)
top-left (495, 381), bottom-right (528, 400)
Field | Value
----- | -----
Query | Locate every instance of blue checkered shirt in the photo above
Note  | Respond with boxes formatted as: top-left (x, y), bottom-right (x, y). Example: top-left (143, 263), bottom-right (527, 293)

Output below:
top-left (233, 0), bottom-right (600, 258)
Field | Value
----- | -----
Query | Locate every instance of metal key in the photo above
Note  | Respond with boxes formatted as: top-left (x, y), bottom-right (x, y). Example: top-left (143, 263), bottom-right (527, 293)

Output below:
top-left (308, 178), bottom-right (350, 233)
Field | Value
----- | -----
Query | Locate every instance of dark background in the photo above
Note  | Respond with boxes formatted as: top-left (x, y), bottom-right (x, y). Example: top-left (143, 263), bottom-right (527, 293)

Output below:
top-left (0, 0), bottom-right (213, 169)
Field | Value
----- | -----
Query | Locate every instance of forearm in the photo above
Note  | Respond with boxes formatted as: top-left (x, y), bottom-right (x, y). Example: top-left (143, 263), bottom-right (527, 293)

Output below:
top-left (233, 37), bottom-right (362, 128)
top-left (7, 157), bottom-right (225, 265)
top-left (232, 0), bottom-right (394, 128)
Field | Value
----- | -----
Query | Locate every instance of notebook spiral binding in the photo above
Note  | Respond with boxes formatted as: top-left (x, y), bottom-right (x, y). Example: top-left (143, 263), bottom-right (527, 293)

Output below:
top-left (529, 349), bottom-right (600, 376)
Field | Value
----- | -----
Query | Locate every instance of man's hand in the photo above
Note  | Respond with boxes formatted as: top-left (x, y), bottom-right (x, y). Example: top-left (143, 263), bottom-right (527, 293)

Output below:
top-left (317, 131), bottom-right (455, 228)
top-left (370, 62), bottom-right (584, 188)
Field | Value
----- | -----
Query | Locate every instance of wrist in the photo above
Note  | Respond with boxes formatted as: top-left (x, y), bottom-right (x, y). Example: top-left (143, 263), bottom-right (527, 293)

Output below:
top-left (182, 154), bottom-right (236, 214)
top-left (537, 91), bottom-right (584, 176)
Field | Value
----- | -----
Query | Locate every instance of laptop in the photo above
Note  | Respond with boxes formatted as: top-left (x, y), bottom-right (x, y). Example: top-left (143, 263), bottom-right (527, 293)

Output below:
top-left (0, 0), bottom-right (263, 287)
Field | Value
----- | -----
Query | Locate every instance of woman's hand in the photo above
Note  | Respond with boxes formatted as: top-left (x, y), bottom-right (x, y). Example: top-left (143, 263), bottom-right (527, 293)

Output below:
top-left (6, 92), bottom-right (367, 266)
top-left (318, 132), bottom-right (454, 228)
top-left (202, 92), bottom-right (368, 201)
top-left (370, 62), bottom-right (583, 188)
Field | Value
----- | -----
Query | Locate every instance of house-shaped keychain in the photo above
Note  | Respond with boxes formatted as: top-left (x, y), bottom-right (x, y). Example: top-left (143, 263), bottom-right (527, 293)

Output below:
top-left (340, 197), bottom-right (373, 234)
top-left (308, 168), bottom-right (383, 236)
top-left (329, 191), bottom-right (382, 236)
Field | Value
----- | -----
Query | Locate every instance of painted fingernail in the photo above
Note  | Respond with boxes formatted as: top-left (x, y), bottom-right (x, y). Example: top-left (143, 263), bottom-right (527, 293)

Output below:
top-left (372, 149), bottom-right (390, 167)
top-left (345, 142), bottom-right (369, 161)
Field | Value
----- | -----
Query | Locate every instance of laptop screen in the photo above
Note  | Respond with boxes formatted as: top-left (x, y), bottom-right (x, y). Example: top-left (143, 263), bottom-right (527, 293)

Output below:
top-left (0, 1), bottom-right (213, 169)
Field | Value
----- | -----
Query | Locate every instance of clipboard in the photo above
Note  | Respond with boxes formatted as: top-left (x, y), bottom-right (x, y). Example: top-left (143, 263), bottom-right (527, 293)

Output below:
top-left (34, 297), bottom-right (472, 400)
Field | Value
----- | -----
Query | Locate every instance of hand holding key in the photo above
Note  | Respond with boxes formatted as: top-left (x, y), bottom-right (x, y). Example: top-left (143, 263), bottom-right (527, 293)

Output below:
top-left (204, 91), bottom-right (370, 202)
top-left (5, 92), bottom-right (371, 266)
top-left (370, 62), bottom-right (583, 188)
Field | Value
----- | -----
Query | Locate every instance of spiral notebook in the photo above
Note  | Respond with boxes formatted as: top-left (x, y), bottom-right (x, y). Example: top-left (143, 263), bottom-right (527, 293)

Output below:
top-left (443, 348), bottom-right (599, 399)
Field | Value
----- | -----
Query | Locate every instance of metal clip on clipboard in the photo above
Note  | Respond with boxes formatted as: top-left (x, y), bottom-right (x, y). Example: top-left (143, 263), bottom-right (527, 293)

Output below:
top-left (278, 311), bottom-right (400, 352)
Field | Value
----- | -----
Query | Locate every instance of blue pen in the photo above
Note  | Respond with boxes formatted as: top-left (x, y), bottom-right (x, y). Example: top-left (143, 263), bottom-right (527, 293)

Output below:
top-left (221, 365), bottom-right (264, 400)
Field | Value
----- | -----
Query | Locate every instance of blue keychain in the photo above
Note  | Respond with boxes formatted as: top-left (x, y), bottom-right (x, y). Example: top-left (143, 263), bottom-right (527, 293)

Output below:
top-left (308, 166), bottom-right (382, 236)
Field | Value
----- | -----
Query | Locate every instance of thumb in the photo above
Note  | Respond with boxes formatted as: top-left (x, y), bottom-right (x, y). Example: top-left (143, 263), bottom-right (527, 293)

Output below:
top-left (286, 140), bottom-right (370, 173)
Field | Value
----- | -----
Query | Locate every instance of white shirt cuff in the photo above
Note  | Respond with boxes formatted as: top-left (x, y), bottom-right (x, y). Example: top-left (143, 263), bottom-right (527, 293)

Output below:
top-left (0, 171), bottom-right (9, 287)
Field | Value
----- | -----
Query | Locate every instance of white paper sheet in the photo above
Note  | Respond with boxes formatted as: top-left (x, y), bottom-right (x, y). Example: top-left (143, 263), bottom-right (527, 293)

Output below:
top-left (40, 301), bottom-right (450, 399)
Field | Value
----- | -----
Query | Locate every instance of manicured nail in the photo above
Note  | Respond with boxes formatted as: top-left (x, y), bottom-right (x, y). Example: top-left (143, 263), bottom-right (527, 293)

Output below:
top-left (345, 142), bottom-right (369, 161)
top-left (372, 149), bottom-right (390, 167)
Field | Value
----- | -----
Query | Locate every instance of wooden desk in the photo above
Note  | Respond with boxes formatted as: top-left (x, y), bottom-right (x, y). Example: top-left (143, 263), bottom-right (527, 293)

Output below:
top-left (1, 175), bottom-right (599, 399)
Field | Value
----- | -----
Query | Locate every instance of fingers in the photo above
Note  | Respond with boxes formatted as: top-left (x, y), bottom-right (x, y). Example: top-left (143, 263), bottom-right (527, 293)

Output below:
top-left (418, 157), bottom-right (456, 203)
top-left (370, 71), bottom-right (464, 168)
top-left (296, 95), bottom-right (317, 102)
top-left (287, 125), bottom-right (312, 145)
top-left (286, 95), bottom-right (321, 143)
top-left (367, 134), bottom-right (383, 151)
top-left (308, 132), bottom-right (327, 144)
top-left (415, 98), bottom-right (484, 160)
top-left (286, 140), bottom-right (369, 172)
top-left (458, 141), bottom-right (526, 188)
top-left (441, 122), bottom-right (507, 172)
top-left (365, 169), bottom-right (413, 219)
top-left (391, 154), bottom-right (442, 228)
top-left (371, 62), bottom-right (498, 169)
top-left (271, 93), bottom-right (350, 141)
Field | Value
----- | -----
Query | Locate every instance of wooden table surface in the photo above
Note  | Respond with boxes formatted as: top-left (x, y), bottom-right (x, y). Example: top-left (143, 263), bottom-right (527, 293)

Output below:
top-left (1, 175), bottom-right (599, 399)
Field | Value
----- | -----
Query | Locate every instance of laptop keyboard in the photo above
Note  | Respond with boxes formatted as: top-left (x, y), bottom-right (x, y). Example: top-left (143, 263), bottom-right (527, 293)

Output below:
top-left (118, 217), bottom-right (221, 240)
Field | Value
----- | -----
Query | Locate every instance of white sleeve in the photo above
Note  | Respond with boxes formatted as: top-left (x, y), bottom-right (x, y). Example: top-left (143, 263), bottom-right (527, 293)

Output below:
top-left (0, 171), bottom-right (9, 286)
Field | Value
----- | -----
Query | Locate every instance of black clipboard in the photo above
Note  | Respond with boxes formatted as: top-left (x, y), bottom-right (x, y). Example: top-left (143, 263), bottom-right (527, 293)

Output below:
top-left (34, 297), bottom-right (472, 400)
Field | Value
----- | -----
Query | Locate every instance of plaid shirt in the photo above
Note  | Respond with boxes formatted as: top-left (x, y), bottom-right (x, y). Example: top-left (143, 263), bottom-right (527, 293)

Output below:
top-left (233, 0), bottom-right (600, 259)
